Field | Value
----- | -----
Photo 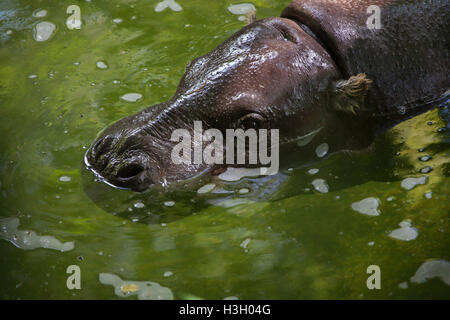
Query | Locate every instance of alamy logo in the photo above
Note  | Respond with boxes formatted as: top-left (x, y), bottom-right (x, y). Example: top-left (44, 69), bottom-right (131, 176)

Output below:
top-left (366, 5), bottom-right (382, 30)
top-left (170, 121), bottom-right (279, 175)
top-left (366, 265), bottom-right (381, 289)
top-left (66, 265), bottom-right (81, 290)
top-left (66, 5), bottom-right (82, 30)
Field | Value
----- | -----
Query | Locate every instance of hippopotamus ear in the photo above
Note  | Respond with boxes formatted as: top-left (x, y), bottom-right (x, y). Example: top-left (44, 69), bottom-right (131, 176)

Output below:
top-left (331, 73), bottom-right (372, 115)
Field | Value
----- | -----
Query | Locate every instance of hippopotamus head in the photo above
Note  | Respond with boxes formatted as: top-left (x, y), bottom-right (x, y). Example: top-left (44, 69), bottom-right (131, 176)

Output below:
top-left (85, 17), bottom-right (372, 192)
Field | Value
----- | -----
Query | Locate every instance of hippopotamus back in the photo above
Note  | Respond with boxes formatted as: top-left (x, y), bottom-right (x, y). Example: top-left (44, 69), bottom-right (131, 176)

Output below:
top-left (282, 0), bottom-right (449, 130)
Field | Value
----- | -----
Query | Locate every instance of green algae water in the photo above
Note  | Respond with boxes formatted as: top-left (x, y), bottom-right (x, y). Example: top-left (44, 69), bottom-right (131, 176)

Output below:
top-left (0, 0), bottom-right (449, 300)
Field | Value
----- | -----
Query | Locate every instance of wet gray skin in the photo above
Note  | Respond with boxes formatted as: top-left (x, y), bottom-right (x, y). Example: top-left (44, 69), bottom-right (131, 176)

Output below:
top-left (85, 0), bottom-right (449, 192)
top-left (85, 17), bottom-right (341, 191)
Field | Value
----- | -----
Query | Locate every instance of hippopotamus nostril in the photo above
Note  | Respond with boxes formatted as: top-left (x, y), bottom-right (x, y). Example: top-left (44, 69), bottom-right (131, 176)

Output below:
top-left (117, 163), bottom-right (145, 179)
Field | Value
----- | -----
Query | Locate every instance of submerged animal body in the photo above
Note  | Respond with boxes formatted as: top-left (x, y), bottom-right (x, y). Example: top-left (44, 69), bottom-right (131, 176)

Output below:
top-left (85, 0), bottom-right (449, 191)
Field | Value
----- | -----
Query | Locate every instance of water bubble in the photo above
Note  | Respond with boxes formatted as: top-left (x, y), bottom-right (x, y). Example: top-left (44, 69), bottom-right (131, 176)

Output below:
top-left (315, 143), bottom-right (329, 158)
top-left (240, 238), bottom-right (251, 249)
top-left (163, 271), bottom-right (173, 277)
top-left (311, 179), bottom-right (329, 193)
top-left (419, 166), bottom-right (432, 174)
top-left (120, 93), bottom-right (142, 102)
top-left (218, 167), bottom-right (261, 182)
top-left (33, 10), bottom-right (48, 18)
top-left (164, 201), bottom-right (175, 207)
top-left (239, 188), bottom-right (249, 194)
top-left (197, 183), bottom-right (215, 194)
top-left (33, 21), bottom-right (56, 42)
top-left (96, 61), bottom-right (108, 69)
top-left (410, 260), bottom-right (450, 285)
top-left (388, 220), bottom-right (418, 241)
top-left (228, 3), bottom-right (256, 15)
top-left (401, 176), bottom-right (428, 190)
top-left (419, 155), bottom-right (432, 162)
top-left (307, 168), bottom-right (319, 175)
top-left (28, 74), bottom-right (38, 79)
top-left (424, 192), bottom-right (432, 199)
top-left (351, 197), bottom-right (380, 216)
top-left (155, 0), bottom-right (182, 12)
top-left (113, 18), bottom-right (123, 24)
top-left (59, 176), bottom-right (71, 182)
top-left (0, 217), bottom-right (74, 252)
top-left (134, 202), bottom-right (145, 209)
top-left (99, 273), bottom-right (174, 300)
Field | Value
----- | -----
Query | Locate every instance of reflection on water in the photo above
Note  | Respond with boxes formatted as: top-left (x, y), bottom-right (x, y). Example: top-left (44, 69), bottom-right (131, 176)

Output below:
top-left (0, 0), bottom-right (449, 299)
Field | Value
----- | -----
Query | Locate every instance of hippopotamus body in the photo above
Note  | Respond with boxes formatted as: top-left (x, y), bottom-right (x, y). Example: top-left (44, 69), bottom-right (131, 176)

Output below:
top-left (85, 0), bottom-right (449, 192)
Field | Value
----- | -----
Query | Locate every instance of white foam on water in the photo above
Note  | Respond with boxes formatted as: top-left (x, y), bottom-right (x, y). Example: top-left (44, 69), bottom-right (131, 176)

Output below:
top-left (96, 61), bottom-right (108, 69)
top-left (224, 296), bottom-right (239, 300)
top-left (312, 179), bottom-right (329, 193)
top-left (228, 3), bottom-right (256, 15)
top-left (240, 238), bottom-right (251, 249)
top-left (0, 217), bottom-right (74, 252)
top-left (388, 220), bottom-right (418, 241)
top-left (113, 18), bottom-right (123, 24)
top-left (307, 168), bottom-right (319, 175)
top-left (410, 259), bottom-right (450, 286)
top-left (197, 183), bottom-right (216, 194)
top-left (218, 167), bottom-right (262, 182)
top-left (59, 176), bottom-right (71, 182)
top-left (351, 197), bottom-right (380, 216)
top-left (401, 176), bottom-right (428, 190)
top-left (163, 271), bottom-right (173, 277)
top-left (398, 282), bottom-right (408, 289)
top-left (28, 74), bottom-right (38, 79)
top-left (33, 21), bottom-right (56, 42)
top-left (99, 273), bottom-right (174, 300)
top-left (33, 10), bottom-right (48, 18)
top-left (239, 188), bottom-right (249, 194)
top-left (315, 143), bottom-right (329, 158)
top-left (424, 192), bottom-right (432, 199)
top-left (120, 93), bottom-right (142, 102)
top-left (155, 0), bottom-right (182, 12)
top-left (134, 202), bottom-right (144, 209)
top-left (163, 201), bottom-right (175, 207)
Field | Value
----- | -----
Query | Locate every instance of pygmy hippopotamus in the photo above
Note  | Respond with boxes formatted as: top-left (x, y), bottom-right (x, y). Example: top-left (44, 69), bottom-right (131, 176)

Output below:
top-left (85, 0), bottom-right (449, 192)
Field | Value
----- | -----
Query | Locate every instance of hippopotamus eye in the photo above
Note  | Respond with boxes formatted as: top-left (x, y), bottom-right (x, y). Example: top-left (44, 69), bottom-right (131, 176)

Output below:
top-left (236, 113), bottom-right (265, 130)
top-left (279, 29), bottom-right (297, 43)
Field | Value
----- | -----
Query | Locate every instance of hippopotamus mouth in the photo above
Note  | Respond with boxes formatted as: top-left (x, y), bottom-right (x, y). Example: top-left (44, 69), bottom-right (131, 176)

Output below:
top-left (84, 13), bottom-right (373, 192)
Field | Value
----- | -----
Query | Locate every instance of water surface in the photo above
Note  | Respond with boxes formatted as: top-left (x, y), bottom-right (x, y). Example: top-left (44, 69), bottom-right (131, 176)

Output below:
top-left (0, 0), bottom-right (449, 299)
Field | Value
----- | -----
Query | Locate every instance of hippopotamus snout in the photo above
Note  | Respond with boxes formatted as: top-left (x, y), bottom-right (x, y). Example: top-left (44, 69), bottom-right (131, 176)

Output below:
top-left (87, 136), bottom-right (149, 190)
top-left (86, 116), bottom-right (167, 191)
